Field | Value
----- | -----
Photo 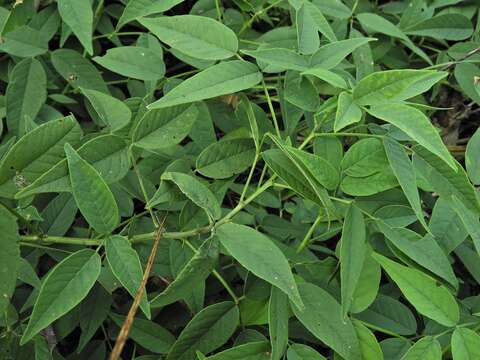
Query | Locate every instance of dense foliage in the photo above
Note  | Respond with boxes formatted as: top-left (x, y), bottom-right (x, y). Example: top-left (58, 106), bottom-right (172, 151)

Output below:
top-left (1, 0), bottom-right (480, 359)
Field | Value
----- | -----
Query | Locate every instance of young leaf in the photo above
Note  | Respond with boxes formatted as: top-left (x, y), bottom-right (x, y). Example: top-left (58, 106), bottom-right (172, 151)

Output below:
top-left (367, 104), bottom-right (455, 169)
top-left (383, 137), bottom-right (428, 230)
top-left (166, 301), bottom-right (239, 360)
top-left (65, 143), bottom-right (119, 234)
top-left (20, 249), bottom-right (101, 345)
top-left (216, 223), bottom-right (303, 309)
top-left (148, 61), bottom-right (262, 109)
top-left (291, 282), bottom-right (361, 360)
top-left (372, 252), bottom-right (459, 327)
top-left (340, 205), bottom-right (366, 317)
top-left (140, 15), bottom-right (238, 60)
top-left (105, 235), bottom-right (150, 319)
top-left (93, 46), bottom-right (166, 81)
top-left (0, 205), bottom-right (20, 315)
top-left (57, 0), bottom-right (93, 54)
top-left (0, 116), bottom-right (82, 198)
top-left (161, 172), bottom-right (221, 220)
top-left (451, 327), bottom-right (480, 360)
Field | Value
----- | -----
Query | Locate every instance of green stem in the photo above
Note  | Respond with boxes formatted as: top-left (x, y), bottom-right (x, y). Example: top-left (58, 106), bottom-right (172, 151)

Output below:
top-left (262, 78), bottom-right (282, 138)
top-left (239, 151), bottom-right (260, 202)
top-left (296, 214), bottom-right (323, 253)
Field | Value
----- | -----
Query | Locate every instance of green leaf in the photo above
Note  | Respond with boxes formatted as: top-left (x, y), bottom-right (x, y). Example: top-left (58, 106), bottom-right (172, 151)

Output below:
top-left (20, 249), bottom-right (101, 345)
top-left (16, 134), bottom-right (129, 198)
top-left (413, 145), bottom-right (480, 214)
top-left (0, 116), bottom-right (82, 198)
top-left (303, 1), bottom-right (337, 42)
top-left (340, 205), bottom-right (366, 317)
top-left (204, 342), bottom-right (270, 360)
top-left (0, 25), bottom-right (48, 57)
top-left (105, 235), bottom-right (150, 319)
top-left (449, 195), bottom-right (480, 257)
top-left (383, 137), bottom-right (428, 231)
top-left (78, 285), bottom-right (112, 352)
top-left (6, 57), bottom-right (46, 135)
top-left (132, 103), bottom-right (199, 150)
top-left (466, 128), bottom-right (480, 185)
top-left (216, 223), bottom-right (303, 309)
top-left (296, 3), bottom-right (320, 55)
top-left (341, 171), bottom-right (398, 196)
top-left (148, 61), bottom-right (262, 109)
top-left (367, 104), bottom-right (455, 169)
top-left (401, 336), bottom-right (441, 360)
top-left (93, 46), bottom-right (166, 81)
top-left (269, 287), bottom-right (289, 360)
top-left (335, 92), bottom-right (362, 132)
top-left (151, 238), bottom-right (219, 308)
top-left (81, 88), bottom-right (131, 132)
top-left (117, 0), bottom-right (184, 29)
top-left (454, 63), bottom-right (480, 105)
top-left (309, 38), bottom-right (375, 69)
top-left (352, 320), bottom-right (384, 360)
top-left (161, 172), bottom-right (221, 220)
top-left (342, 138), bottom-right (389, 177)
top-left (286, 145), bottom-right (339, 190)
top-left (51, 49), bottom-right (109, 93)
top-left (404, 14), bottom-right (473, 41)
top-left (40, 193), bottom-right (77, 236)
top-left (301, 67), bottom-right (347, 89)
top-left (241, 48), bottom-right (309, 72)
top-left (65, 143), bottom-right (119, 234)
top-left (166, 301), bottom-right (239, 360)
top-left (350, 250), bottom-right (381, 313)
top-left (196, 138), bottom-right (256, 179)
top-left (287, 343), bottom-right (326, 360)
top-left (451, 327), bottom-right (480, 360)
top-left (110, 313), bottom-right (175, 354)
top-left (372, 252), bottom-right (459, 327)
top-left (0, 205), bottom-right (20, 314)
top-left (355, 294), bottom-right (417, 335)
top-left (291, 282), bottom-right (361, 360)
top-left (353, 70), bottom-right (447, 106)
top-left (57, 0), bottom-right (93, 54)
top-left (140, 15), bottom-right (238, 60)
top-left (376, 221), bottom-right (458, 289)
